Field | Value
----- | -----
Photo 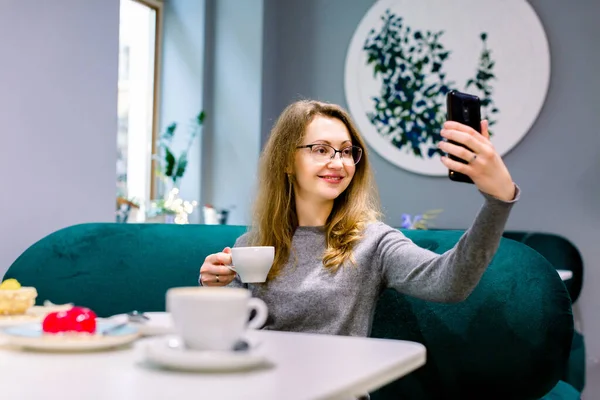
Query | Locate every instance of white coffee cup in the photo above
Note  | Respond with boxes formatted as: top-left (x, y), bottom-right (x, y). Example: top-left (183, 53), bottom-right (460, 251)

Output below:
top-left (230, 246), bottom-right (275, 283)
top-left (166, 287), bottom-right (268, 351)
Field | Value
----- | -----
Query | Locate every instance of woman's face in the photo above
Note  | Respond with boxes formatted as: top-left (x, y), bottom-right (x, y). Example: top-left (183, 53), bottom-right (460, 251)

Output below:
top-left (293, 115), bottom-right (356, 204)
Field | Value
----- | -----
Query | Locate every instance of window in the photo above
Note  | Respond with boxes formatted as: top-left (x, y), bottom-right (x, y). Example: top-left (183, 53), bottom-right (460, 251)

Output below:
top-left (116, 0), bottom-right (163, 221)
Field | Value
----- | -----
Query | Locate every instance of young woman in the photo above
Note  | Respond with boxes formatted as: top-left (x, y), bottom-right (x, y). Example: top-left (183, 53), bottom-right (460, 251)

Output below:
top-left (199, 99), bottom-right (518, 337)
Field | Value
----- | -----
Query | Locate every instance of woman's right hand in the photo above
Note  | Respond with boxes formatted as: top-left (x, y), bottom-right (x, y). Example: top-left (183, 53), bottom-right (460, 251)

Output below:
top-left (199, 247), bottom-right (237, 286)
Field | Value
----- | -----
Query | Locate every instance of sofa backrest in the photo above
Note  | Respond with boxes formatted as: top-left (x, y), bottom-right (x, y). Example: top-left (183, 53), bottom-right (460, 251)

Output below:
top-left (503, 231), bottom-right (583, 303)
top-left (5, 223), bottom-right (247, 316)
top-left (4, 223), bottom-right (573, 399)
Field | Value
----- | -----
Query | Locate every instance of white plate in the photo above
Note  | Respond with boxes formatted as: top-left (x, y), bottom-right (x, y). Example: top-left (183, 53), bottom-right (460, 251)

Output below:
top-left (557, 269), bottom-right (573, 281)
top-left (1, 321), bottom-right (140, 352)
top-left (142, 335), bottom-right (271, 372)
top-left (0, 313), bottom-right (42, 328)
top-left (0, 303), bottom-right (75, 328)
top-left (28, 303), bottom-right (74, 317)
top-left (109, 312), bottom-right (174, 336)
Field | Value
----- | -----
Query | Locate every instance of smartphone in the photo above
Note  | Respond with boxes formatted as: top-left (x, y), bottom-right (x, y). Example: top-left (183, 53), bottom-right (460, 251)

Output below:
top-left (445, 90), bottom-right (482, 184)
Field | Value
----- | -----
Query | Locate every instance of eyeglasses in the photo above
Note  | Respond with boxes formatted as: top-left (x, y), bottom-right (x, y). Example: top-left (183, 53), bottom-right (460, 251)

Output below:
top-left (296, 143), bottom-right (363, 165)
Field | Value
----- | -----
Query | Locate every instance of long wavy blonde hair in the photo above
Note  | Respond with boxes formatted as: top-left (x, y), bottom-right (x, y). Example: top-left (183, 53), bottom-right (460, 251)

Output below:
top-left (248, 100), bottom-right (381, 280)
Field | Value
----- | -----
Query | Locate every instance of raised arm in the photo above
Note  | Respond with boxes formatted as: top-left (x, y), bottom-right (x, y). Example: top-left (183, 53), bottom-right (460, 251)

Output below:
top-left (377, 187), bottom-right (519, 302)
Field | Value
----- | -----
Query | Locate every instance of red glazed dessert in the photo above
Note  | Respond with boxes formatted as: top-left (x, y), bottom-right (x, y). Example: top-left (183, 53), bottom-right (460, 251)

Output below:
top-left (42, 306), bottom-right (97, 334)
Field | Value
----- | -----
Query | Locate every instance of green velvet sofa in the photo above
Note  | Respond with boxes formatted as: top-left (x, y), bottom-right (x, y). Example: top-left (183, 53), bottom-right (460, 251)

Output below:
top-left (3, 223), bottom-right (580, 399)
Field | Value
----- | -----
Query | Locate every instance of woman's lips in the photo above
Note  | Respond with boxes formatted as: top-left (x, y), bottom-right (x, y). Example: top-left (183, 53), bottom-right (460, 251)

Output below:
top-left (318, 175), bottom-right (344, 184)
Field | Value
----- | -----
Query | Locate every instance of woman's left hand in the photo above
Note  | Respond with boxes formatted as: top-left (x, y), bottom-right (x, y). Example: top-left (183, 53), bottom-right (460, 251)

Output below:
top-left (438, 120), bottom-right (516, 201)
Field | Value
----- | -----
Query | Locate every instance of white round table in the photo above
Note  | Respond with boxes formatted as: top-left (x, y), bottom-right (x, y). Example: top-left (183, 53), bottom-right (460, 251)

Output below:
top-left (0, 321), bottom-right (426, 400)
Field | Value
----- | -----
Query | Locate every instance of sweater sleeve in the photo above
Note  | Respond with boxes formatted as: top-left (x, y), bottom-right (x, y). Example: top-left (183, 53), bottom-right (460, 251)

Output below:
top-left (376, 185), bottom-right (520, 302)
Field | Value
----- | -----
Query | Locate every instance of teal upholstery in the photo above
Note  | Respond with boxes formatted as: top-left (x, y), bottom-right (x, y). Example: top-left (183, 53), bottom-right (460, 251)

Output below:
top-left (4, 223), bottom-right (248, 316)
top-left (502, 231), bottom-right (586, 393)
top-left (566, 331), bottom-right (586, 392)
top-left (369, 229), bottom-right (574, 400)
top-left (502, 231), bottom-right (583, 303)
top-left (539, 381), bottom-right (581, 400)
top-left (3, 224), bottom-right (574, 400)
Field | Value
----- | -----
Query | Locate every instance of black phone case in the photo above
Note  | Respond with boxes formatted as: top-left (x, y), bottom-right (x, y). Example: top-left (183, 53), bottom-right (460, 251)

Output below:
top-left (445, 90), bottom-right (482, 184)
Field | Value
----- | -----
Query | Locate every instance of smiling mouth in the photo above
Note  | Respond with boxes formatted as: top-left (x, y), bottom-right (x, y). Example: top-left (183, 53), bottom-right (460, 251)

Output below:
top-left (318, 175), bottom-right (344, 183)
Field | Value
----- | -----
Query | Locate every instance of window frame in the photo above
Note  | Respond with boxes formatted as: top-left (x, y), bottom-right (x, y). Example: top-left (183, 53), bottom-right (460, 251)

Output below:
top-left (130, 0), bottom-right (164, 201)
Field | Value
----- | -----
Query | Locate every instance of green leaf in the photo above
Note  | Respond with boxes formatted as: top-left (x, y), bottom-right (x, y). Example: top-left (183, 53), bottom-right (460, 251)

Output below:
top-left (196, 111), bottom-right (206, 125)
top-left (164, 148), bottom-right (176, 177)
top-left (175, 153), bottom-right (188, 178)
top-left (477, 71), bottom-right (495, 81)
top-left (162, 123), bottom-right (177, 141)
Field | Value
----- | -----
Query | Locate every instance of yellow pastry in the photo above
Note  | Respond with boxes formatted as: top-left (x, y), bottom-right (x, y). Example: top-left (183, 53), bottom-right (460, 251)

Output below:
top-left (0, 278), bottom-right (21, 290)
top-left (0, 279), bottom-right (38, 315)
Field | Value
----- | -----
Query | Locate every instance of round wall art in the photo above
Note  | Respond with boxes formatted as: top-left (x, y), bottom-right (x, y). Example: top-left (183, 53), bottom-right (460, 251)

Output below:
top-left (344, 0), bottom-right (550, 176)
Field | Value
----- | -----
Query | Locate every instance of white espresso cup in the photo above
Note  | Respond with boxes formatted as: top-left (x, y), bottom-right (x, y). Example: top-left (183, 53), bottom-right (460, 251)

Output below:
top-left (230, 246), bottom-right (275, 283)
top-left (166, 287), bottom-right (268, 351)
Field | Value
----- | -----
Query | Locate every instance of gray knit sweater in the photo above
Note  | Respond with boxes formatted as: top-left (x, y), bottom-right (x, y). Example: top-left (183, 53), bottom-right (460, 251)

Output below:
top-left (227, 188), bottom-right (519, 337)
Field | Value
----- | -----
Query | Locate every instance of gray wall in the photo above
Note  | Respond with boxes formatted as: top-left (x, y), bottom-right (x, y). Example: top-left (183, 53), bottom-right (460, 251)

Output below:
top-left (201, 0), bottom-right (264, 225)
top-left (260, 0), bottom-right (600, 368)
top-left (0, 0), bottom-right (119, 277)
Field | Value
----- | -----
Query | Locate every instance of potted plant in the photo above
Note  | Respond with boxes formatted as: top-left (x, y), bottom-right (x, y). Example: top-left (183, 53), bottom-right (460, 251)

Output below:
top-left (155, 111), bottom-right (205, 191)
top-left (147, 111), bottom-right (205, 223)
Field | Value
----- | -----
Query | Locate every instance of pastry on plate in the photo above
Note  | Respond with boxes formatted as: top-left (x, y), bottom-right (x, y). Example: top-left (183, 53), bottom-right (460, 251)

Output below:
top-left (0, 279), bottom-right (37, 316)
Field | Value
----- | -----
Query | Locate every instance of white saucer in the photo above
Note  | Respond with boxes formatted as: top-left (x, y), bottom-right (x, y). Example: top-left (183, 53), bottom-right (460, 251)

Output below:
top-left (142, 335), bottom-right (271, 372)
top-left (109, 312), bottom-right (174, 336)
top-left (1, 321), bottom-right (140, 352)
